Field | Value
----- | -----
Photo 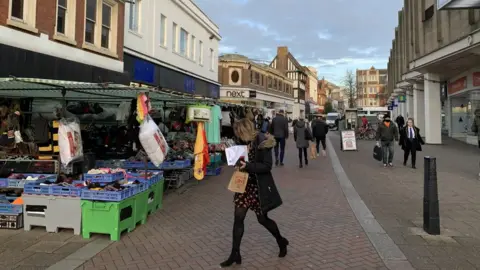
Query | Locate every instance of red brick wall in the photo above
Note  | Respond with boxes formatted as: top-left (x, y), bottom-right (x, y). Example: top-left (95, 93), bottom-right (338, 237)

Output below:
top-left (0, 0), bottom-right (124, 60)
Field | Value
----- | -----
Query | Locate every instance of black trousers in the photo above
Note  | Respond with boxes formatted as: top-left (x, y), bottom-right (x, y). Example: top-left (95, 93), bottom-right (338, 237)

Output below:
top-left (403, 139), bottom-right (417, 166)
top-left (315, 136), bottom-right (326, 153)
top-left (298, 147), bottom-right (308, 164)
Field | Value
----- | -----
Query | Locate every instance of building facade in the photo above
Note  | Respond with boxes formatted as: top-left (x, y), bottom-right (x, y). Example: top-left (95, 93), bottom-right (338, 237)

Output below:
top-left (123, 0), bottom-right (221, 98)
top-left (270, 46), bottom-right (307, 119)
top-left (357, 67), bottom-right (387, 107)
top-left (0, 0), bottom-right (128, 83)
top-left (386, 0), bottom-right (480, 145)
top-left (305, 66), bottom-right (319, 103)
top-left (218, 54), bottom-right (294, 112)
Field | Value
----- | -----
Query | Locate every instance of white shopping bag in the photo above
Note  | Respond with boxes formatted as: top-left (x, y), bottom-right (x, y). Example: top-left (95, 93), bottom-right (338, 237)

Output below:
top-left (225, 145), bottom-right (249, 166)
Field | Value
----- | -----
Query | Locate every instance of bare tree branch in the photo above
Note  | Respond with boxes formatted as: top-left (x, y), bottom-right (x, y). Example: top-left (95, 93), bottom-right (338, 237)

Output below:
top-left (342, 70), bottom-right (357, 108)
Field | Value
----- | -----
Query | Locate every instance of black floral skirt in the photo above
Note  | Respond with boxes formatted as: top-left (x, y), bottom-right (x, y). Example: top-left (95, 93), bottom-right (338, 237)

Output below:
top-left (233, 178), bottom-right (261, 214)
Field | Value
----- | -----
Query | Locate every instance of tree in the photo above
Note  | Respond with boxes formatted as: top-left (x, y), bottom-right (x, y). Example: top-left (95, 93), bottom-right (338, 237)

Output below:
top-left (343, 70), bottom-right (357, 108)
top-left (324, 101), bottom-right (334, 114)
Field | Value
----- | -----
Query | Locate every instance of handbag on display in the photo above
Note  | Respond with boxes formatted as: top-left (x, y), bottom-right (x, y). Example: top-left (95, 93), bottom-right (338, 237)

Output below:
top-left (186, 105), bottom-right (211, 123)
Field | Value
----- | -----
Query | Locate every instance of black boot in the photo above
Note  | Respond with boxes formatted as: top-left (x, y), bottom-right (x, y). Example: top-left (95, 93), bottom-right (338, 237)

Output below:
top-left (220, 250), bottom-right (242, 268)
top-left (277, 237), bottom-right (289, 258)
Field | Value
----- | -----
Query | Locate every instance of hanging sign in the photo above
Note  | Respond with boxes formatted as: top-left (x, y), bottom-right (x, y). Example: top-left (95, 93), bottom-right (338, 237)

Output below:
top-left (398, 95), bottom-right (406, 103)
top-left (341, 130), bottom-right (357, 151)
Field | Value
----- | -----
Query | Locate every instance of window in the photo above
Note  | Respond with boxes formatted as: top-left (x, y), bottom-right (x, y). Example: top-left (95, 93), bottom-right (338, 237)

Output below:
top-left (85, 0), bottom-right (96, 43)
top-left (159, 14), bottom-right (166, 46)
top-left (268, 77), bottom-right (272, 88)
top-left (11, 0), bottom-right (23, 19)
top-left (83, 0), bottom-right (119, 55)
top-left (254, 73), bottom-right (260, 84)
top-left (172, 23), bottom-right (178, 51)
top-left (199, 41), bottom-right (204, 65)
top-left (56, 0), bottom-right (67, 33)
top-left (101, 3), bottom-right (111, 48)
top-left (190, 35), bottom-right (195, 60)
top-left (128, 0), bottom-right (139, 31)
top-left (179, 28), bottom-right (188, 56)
top-left (423, 5), bottom-right (434, 22)
top-left (250, 71), bottom-right (254, 83)
top-left (210, 48), bottom-right (214, 70)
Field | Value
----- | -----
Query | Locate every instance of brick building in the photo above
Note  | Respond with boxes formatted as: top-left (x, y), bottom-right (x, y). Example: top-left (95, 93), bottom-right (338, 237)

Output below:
top-left (0, 0), bottom-right (128, 83)
top-left (356, 67), bottom-right (387, 107)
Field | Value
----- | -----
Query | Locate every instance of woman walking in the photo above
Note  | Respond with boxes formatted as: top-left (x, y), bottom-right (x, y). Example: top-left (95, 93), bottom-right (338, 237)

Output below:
top-left (221, 118), bottom-right (287, 268)
top-left (294, 117), bottom-right (312, 168)
top-left (399, 118), bottom-right (424, 169)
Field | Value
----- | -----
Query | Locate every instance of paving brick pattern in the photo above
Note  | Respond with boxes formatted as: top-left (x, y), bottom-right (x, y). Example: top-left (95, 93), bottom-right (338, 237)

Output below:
top-left (0, 226), bottom-right (95, 269)
top-left (77, 139), bottom-right (385, 270)
top-left (330, 132), bottom-right (480, 270)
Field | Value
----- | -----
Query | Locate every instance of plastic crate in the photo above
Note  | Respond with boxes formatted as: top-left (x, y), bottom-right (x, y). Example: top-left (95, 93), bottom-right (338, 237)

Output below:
top-left (83, 171), bottom-right (124, 183)
top-left (0, 196), bottom-right (22, 214)
top-left (206, 167), bottom-right (222, 176)
top-left (23, 194), bottom-right (81, 234)
top-left (81, 198), bottom-right (136, 241)
top-left (126, 172), bottom-right (162, 186)
top-left (123, 161), bottom-right (161, 170)
top-left (133, 191), bottom-right (148, 226)
top-left (95, 160), bottom-right (125, 168)
top-left (23, 182), bottom-right (53, 195)
top-left (81, 186), bottom-right (135, 201)
top-left (0, 213), bottom-right (23, 229)
top-left (3, 174), bottom-right (56, 189)
top-left (50, 181), bottom-right (87, 197)
top-left (173, 159), bottom-right (191, 168)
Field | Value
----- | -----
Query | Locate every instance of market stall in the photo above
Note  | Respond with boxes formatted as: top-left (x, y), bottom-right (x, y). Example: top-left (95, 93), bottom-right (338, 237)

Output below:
top-left (0, 77), bottom-right (250, 240)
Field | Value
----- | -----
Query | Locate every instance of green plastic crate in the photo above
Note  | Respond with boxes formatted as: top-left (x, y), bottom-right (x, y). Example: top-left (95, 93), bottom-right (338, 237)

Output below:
top-left (81, 197), bottom-right (135, 241)
top-left (147, 182), bottom-right (158, 215)
top-left (156, 179), bottom-right (164, 210)
top-left (133, 190), bottom-right (148, 226)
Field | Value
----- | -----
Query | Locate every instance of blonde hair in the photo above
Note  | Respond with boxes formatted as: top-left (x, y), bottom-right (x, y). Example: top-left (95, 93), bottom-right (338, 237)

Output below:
top-left (233, 118), bottom-right (257, 142)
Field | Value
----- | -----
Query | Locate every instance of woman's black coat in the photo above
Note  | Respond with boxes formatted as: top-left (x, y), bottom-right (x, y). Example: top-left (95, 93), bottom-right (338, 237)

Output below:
top-left (399, 126), bottom-right (424, 151)
top-left (244, 133), bottom-right (283, 214)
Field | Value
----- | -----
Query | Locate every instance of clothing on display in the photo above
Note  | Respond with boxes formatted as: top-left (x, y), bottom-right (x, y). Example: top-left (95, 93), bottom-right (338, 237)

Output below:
top-left (206, 105), bottom-right (222, 144)
top-left (138, 116), bottom-right (169, 167)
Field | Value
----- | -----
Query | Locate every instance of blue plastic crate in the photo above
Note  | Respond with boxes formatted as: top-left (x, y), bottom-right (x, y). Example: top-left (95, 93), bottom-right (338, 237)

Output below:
top-left (0, 196), bottom-right (22, 214)
top-left (81, 186), bottom-right (135, 201)
top-left (127, 182), bottom-right (148, 195)
top-left (95, 160), bottom-right (126, 168)
top-left (123, 161), bottom-right (161, 169)
top-left (126, 172), bottom-right (162, 186)
top-left (173, 160), bottom-right (191, 168)
top-left (0, 179), bottom-right (7, 188)
top-left (7, 174), bottom-right (56, 189)
top-left (50, 181), bottom-right (87, 197)
top-left (23, 182), bottom-right (52, 195)
top-left (83, 172), bottom-right (124, 183)
top-left (206, 167), bottom-right (222, 176)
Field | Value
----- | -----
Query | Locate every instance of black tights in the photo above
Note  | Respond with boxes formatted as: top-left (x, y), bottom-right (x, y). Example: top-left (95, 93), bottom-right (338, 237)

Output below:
top-left (232, 207), bottom-right (282, 251)
top-left (298, 147), bottom-right (308, 164)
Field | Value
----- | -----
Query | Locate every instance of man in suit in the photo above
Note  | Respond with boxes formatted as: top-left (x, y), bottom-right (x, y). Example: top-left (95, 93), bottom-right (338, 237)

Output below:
top-left (399, 118), bottom-right (425, 169)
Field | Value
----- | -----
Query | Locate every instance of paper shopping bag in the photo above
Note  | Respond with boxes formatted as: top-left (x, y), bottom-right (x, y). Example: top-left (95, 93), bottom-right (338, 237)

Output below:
top-left (228, 170), bottom-right (248, 193)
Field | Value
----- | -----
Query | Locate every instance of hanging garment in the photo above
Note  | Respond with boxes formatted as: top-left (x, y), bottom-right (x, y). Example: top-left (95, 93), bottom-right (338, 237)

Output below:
top-left (194, 122), bottom-right (206, 180)
top-left (201, 124), bottom-right (210, 174)
top-left (205, 105), bottom-right (222, 144)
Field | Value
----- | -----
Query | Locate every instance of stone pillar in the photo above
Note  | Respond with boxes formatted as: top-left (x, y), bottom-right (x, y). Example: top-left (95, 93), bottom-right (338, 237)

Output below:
top-left (413, 84), bottom-right (425, 135)
top-left (424, 73), bottom-right (442, 144)
top-left (406, 90), bottom-right (413, 118)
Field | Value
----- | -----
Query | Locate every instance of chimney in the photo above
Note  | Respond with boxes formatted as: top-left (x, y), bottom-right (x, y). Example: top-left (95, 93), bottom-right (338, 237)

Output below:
top-left (275, 46), bottom-right (289, 74)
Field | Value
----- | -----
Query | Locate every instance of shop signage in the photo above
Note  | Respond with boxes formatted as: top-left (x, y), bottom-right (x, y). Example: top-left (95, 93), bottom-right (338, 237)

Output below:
top-left (341, 130), bottom-right (357, 151)
top-left (448, 76), bottom-right (467, 95)
top-left (249, 91), bottom-right (256, 98)
top-left (398, 95), bottom-right (406, 103)
top-left (225, 90), bottom-right (247, 98)
top-left (473, 72), bottom-right (480, 87)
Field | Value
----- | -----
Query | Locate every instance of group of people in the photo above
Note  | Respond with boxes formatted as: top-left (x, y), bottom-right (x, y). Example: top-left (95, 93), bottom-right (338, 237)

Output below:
top-left (376, 114), bottom-right (425, 168)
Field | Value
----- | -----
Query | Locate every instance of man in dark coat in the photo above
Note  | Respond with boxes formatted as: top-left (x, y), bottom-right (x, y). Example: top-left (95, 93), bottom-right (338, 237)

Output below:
top-left (311, 116), bottom-right (329, 156)
top-left (395, 115), bottom-right (405, 130)
top-left (270, 110), bottom-right (289, 166)
top-left (376, 114), bottom-right (399, 167)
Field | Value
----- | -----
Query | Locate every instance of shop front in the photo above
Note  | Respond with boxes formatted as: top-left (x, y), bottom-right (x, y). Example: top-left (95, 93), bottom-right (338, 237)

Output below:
top-left (219, 87), bottom-right (294, 113)
top-left (124, 54), bottom-right (220, 99)
top-left (445, 70), bottom-right (480, 145)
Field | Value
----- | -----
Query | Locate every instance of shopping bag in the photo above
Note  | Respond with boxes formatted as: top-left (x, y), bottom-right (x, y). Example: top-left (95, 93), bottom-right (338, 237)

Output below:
top-left (373, 145), bottom-right (382, 161)
top-left (227, 170), bottom-right (248, 193)
top-left (310, 143), bottom-right (317, 159)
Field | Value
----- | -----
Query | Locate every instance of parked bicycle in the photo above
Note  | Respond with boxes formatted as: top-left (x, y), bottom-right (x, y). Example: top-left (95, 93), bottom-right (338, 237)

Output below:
top-left (356, 124), bottom-right (376, 140)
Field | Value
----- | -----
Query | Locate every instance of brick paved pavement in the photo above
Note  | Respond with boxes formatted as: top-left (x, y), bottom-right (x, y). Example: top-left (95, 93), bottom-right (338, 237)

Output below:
top-left (330, 132), bottom-right (480, 270)
top-left (76, 139), bottom-right (386, 270)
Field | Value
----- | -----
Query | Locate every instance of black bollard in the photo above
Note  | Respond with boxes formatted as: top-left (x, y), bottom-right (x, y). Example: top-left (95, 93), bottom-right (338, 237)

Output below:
top-left (423, 156), bottom-right (440, 235)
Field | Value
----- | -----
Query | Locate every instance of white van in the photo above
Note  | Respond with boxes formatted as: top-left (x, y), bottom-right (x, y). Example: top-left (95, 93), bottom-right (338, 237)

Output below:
top-left (326, 112), bottom-right (340, 128)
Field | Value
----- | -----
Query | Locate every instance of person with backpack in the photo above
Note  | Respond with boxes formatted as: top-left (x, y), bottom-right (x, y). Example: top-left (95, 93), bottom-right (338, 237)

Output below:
top-left (294, 116), bottom-right (312, 168)
top-left (311, 116), bottom-right (328, 156)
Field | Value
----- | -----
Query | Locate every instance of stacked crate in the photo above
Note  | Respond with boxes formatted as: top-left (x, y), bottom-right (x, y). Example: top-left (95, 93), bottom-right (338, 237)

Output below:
top-left (206, 153), bottom-right (222, 176)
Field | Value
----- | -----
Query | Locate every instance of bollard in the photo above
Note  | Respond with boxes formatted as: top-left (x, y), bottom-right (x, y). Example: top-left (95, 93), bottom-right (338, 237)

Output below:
top-left (423, 156), bottom-right (440, 235)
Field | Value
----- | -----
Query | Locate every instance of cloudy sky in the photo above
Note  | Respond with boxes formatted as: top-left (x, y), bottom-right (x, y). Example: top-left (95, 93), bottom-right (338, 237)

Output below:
top-left (196, 0), bottom-right (403, 85)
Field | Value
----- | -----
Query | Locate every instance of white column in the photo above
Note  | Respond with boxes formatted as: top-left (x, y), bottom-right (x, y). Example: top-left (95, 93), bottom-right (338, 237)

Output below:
top-left (406, 90), bottom-right (413, 118)
top-left (413, 84), bottom-right (425, 135)
top-left (424, 73), bottom-right (442, 144)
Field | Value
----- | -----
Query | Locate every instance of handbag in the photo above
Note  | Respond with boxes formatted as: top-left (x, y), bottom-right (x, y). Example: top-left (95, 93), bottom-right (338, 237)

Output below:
top-left (305, 128), bottom-right (312, 141)
top-left (373, 145), bottom-right (382, 161)
top-left (227, 169), bottom-right (248, 193)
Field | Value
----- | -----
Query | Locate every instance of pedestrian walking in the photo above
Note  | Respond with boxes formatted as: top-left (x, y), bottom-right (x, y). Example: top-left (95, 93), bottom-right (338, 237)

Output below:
top-left (311, 116), bottom-right (328, 156)
top-left (270, 109), bottom-right (289, 166)
top-left (294, 117), bottom-right (312, 168)
top-left (399, 118), bottom-right (424, 169)
top-left (221, 119), bottom-right (287, 268)
top-left (395, 114), bottom-right (405, 130)
top-left (376, 114), bottom-right (399, 167)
